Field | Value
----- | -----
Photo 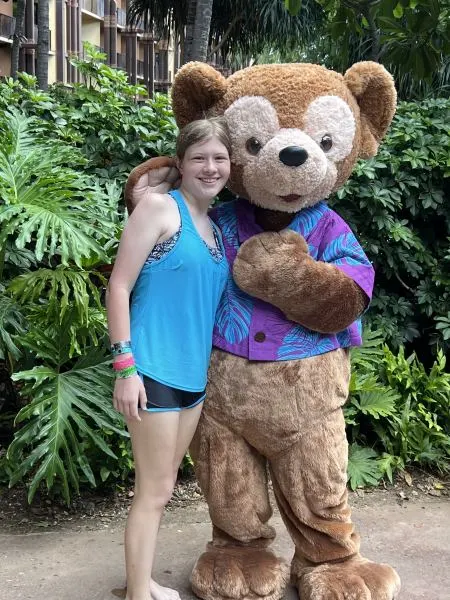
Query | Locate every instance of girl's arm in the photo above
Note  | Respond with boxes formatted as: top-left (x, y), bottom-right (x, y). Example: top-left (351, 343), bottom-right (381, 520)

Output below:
top-left (106, 193), bottom-right (171, 419)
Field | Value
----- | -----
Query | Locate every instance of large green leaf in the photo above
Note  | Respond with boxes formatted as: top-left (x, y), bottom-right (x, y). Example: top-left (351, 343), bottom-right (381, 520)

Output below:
top-left (9, 265), bottom-right (104, 326)
top-left (0, 110), bottom-right (111, 266)
top-left (347, 443), bottom-right (382, 490)
top-left (7, 347), bottom-right (124, 504)
top-left (351, 388), bottom-right (399, 419)
top-left (0, 285), bottom-right (25, 361)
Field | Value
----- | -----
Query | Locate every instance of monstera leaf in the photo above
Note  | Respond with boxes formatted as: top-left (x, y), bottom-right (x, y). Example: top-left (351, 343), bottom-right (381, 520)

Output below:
top-left (0, 110), bottom-right (113, 267)
top-left (7, 344), bottom-right (123, 504)
top-left (0, 286), bottom-right (25, 361)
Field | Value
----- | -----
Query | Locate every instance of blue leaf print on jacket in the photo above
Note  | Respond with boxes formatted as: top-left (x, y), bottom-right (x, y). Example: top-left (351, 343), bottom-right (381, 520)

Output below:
top-left (216, 277), bottom-right (252, 344)
top-left (321, 233), bottom-right (368, 267)
top-left (291, 202), bottom-right (328, 238)
top-left (277, 325), bottom-right (336, 359)
top-left (216, 202), bottom-right (239, 250)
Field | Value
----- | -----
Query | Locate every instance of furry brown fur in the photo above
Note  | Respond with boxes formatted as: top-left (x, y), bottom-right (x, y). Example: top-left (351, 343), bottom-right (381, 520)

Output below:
top-left (125, 60), bottom-right (400, 600)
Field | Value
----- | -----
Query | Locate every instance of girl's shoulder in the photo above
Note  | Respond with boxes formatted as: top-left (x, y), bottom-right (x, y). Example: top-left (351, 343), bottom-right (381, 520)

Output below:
top-left (131, 192), bottom-right (178, 223)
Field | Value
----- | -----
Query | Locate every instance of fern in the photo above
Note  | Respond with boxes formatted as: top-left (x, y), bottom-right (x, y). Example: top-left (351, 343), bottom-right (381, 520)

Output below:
top-left (350, 327), bottom-right (385, 370)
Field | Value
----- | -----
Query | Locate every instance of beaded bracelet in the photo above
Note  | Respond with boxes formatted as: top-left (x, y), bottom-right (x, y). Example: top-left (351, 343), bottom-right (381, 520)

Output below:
top-left (115, 365), bottom-right (138, 379)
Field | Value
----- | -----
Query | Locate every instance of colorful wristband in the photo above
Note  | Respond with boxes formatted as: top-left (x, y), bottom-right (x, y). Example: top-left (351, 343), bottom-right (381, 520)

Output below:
top-left (115, 365), bottom-right (138, 379)
top-left (111, 340), bottom-right (132, 357)
top-left (113, 356), bottom-right (135, 370)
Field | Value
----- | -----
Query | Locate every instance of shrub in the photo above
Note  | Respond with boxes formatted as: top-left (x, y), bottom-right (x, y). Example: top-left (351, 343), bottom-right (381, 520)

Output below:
top-left (0, 43), bottom-right (178, 189)
top-left (346, 329), bottom-right (450, 489)
top-left (332, 98), bottom-right (450, 360)
top-left (0, 48), bottom-right (179, 503)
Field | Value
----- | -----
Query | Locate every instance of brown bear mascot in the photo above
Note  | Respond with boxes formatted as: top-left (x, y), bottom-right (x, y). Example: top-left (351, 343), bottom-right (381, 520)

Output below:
top-left (125, 61), bottom-right (401, 600)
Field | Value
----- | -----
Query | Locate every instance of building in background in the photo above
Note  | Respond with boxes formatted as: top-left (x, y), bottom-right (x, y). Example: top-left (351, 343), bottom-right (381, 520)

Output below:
top-left (0, 0), bottom-right (15, 77)
top-left (0, 0), bottom-right (179, 93)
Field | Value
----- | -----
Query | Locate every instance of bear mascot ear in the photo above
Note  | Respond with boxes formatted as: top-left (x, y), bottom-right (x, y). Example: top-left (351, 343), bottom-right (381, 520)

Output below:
top-left (344, 61), bottom-right (397, 158)
top-left (171, 62), bottom-right (228, 127)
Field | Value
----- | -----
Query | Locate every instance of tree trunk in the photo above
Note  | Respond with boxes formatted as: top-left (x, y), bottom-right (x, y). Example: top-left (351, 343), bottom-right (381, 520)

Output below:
top-left (11, 0), bottom-right (26, 79)
top-left (183, 0), bottom-right (213, 64)
top-left (36, 0), bottom-right (50, 89)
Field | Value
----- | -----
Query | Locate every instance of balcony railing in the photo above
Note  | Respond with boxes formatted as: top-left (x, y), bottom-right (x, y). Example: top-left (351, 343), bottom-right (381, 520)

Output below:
top-left (80, 0), bottom-right (105, 18)
top-left (0, 14), bottom-right (16, 39)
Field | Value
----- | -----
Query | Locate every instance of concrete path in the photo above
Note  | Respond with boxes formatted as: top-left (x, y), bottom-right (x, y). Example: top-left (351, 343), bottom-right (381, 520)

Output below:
top-left (1, 493), bottom-right (449, 600)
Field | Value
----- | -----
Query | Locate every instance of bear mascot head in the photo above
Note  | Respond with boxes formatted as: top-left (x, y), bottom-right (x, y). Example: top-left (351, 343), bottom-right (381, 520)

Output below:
top-left (125, 61), bottom-right (400, 600)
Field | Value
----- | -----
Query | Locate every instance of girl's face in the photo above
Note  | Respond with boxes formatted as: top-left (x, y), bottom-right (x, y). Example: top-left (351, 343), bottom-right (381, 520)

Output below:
top-left (178, 136), bottom-right (230, 202)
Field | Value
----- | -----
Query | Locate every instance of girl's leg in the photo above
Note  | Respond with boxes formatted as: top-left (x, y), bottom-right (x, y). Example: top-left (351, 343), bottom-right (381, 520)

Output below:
top-left (173, 401), bottom-right (204, 473)
top-left (150, 401), bottom-right (204, 600)
top-left (125, 410), bottom-right (180, 600)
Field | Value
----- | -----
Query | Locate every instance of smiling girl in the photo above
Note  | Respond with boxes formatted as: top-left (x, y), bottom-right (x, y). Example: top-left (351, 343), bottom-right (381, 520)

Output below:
top-left (106, 118), bottom-right (231, 600)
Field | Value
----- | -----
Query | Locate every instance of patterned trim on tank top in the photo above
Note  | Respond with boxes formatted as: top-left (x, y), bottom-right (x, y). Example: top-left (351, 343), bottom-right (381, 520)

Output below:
top-left (145, 225), bottom-right (223, 265)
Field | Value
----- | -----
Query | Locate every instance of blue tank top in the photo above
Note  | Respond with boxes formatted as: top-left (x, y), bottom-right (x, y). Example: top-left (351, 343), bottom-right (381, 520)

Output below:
top-left (130, 190), bottom-right (229, 391)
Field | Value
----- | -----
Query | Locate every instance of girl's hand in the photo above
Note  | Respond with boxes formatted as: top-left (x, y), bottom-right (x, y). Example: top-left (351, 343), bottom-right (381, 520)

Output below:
top-left (113, 375), bottom-right (148, 421)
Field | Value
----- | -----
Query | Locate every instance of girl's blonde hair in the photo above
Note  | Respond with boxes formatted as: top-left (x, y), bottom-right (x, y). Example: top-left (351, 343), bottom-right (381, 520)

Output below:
top-left (176, 117), bottom-right (232, 159)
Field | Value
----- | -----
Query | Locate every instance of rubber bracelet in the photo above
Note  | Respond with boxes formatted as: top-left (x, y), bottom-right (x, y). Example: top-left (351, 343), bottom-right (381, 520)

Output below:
top-left (115, 366), bottom-right (138, 379)
top-left (113, 357), bottom-right (135, 370)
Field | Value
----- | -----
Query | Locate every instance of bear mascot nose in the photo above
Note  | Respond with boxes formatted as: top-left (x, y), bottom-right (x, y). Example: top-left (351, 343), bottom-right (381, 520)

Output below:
top-left (279, 146), bottom-right (308, 167)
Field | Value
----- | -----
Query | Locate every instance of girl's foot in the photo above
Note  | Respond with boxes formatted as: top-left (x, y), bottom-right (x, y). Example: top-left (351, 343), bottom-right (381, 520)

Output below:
top-left (150, 579), bottom-right (181, 600)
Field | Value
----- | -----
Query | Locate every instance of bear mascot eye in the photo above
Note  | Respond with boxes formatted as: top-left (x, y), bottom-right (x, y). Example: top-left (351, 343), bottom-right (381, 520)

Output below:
top-left (320, 134), bottom-right (333, 152)
top-left (246, 137), bottom-right (263, 155)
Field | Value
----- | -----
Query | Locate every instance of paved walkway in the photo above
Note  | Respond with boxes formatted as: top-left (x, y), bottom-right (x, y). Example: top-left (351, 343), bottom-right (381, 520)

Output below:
top-left (1, 493), bottom-right (449, 600)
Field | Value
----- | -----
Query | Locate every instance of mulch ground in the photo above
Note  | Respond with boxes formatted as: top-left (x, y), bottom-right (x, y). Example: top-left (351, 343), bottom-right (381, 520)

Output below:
top-left (0, 468), bottom-right (448, 534)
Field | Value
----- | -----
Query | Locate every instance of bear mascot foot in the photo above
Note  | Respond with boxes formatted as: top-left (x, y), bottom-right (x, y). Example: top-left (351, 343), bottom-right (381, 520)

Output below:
top-left (191, 544), bottom-right (290, 600)
top-left (292, 554), bottom-right (401, 600)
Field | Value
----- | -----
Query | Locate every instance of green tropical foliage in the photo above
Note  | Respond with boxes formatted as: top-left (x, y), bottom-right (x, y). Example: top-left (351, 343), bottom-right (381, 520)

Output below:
top-left (0, 106), bottom-right (126, 503)
top-left (0, 44), bottom-right (177, 187)
top-left (260, 0), bottom-right (449, 100)
top-left (0, 50), bottom-right (180, 503)
top-left (128, 0), bottom-right (325, 64)
top-left (332, 98), bottom-right (450, 357)
top-left (0, 50), bottom-right (448, 502)
top-left (346, 329), bottom-right (450, 489)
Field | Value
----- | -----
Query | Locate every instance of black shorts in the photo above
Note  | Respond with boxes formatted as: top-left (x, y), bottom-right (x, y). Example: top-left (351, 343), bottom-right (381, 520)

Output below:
top-left (141, 374), bottom-right (206, 412)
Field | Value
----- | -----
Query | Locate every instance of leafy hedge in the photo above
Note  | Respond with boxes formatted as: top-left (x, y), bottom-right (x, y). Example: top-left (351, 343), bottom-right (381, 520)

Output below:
top-left (0, 49), bottom-right (177, 503)
top-left (0, 51), bottom-right (448, 502)
top-left (347, 330), bottom-right (450, 489)
top-left (332, 98), bottom-right (450, 358)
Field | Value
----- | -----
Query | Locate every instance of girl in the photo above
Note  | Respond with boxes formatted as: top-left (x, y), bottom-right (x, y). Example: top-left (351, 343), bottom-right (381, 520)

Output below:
top-left (106, 117), bottom-right (231, 600)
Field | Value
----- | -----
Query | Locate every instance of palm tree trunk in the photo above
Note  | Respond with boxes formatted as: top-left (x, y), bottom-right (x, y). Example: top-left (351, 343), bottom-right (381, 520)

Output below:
top-left (36, 0), bottom-right (50, 89)
top-left (11, 0), bottom-right (26, 79)
top-left (183, 0), bottom-right (196, 65)
top-left (183, 0), bottom-right (213, 64)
